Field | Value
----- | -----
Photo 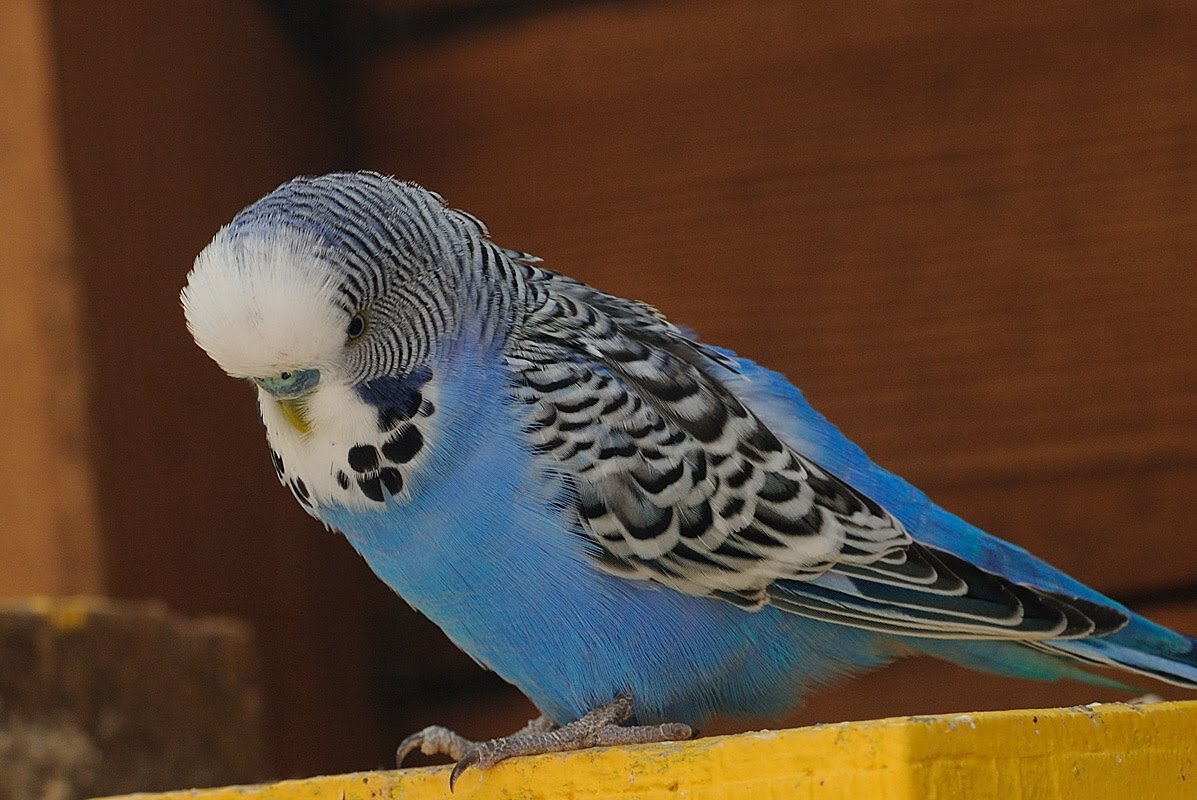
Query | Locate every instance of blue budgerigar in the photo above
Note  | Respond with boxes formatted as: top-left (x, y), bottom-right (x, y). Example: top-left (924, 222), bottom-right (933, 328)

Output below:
top-left (182, 172), bottom-right (1196, 784)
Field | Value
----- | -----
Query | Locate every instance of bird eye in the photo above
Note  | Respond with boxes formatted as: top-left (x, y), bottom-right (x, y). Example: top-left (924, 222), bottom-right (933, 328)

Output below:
top-left (347, 313), bottom-right (365, 340)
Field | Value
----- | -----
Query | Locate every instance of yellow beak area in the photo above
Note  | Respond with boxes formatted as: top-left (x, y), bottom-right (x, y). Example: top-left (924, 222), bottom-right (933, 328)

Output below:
top-left (277, 396), bottom-right (313, 436)
top-left (254, 369), bottom-right (321, 435)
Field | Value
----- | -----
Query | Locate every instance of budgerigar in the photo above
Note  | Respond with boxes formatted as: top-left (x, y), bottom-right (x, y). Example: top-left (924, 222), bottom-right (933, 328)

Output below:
top-left (182, 172), bottom-right (1196, 784)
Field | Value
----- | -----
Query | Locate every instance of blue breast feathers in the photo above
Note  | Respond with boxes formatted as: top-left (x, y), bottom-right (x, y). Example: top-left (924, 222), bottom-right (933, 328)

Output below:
top-left (318, 349), bottom-right (891, 725)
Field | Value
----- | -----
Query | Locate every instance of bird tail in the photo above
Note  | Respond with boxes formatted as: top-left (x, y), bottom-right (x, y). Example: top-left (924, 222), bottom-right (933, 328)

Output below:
top-left (908, 513), bottom-right (1197, 691)
top-left (1037, 616), bottom-right (1197, 689)
top-left (859, 506), bottom-right (1197, 690)
top-left (909, 614), bottom-right (1197, 691)
top-left (719, 349), bottom-right (1197, 693)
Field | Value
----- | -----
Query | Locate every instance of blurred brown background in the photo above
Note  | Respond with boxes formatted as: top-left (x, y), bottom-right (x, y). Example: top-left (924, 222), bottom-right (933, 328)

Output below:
top-left (3, 0), bottom-right (1195, 784)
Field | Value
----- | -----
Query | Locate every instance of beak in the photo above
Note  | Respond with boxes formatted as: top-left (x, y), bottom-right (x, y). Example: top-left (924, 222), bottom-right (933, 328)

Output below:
top-left (254, 369), bottom-right (320, 435)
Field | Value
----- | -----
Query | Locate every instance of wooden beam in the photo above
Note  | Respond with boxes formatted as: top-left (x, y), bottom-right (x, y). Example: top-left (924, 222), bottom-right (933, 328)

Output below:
top-left (98, 700), bottom-right (1197, 800)
top-left (0, 0), bottom-right (101, 596)
top-left (45, 0), bottom-right (359, 778)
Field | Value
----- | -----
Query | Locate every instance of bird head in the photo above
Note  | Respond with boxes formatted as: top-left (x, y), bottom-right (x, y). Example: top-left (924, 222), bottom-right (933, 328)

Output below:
top-left (181, 172), bottom-right (491, 437)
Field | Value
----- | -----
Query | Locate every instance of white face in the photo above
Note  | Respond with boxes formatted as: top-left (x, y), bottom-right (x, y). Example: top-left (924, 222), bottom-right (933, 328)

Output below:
top-left (182, 228), bottom-right (350, 381)
top-left (183, 226), bottom-right (436, 513)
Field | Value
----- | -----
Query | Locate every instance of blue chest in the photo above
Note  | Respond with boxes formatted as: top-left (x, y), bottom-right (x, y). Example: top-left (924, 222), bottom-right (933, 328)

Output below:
top-left (318, 353), bottom-right (885, 725)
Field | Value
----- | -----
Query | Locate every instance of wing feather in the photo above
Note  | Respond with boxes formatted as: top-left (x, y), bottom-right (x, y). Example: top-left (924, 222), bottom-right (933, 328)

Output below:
top-left (505, 265), bottom-right (1126, 642)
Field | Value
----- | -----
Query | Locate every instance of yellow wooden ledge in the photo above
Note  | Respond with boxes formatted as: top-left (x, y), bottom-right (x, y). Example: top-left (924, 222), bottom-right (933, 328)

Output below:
top-left (100, 700), bottom-right (1197, 800)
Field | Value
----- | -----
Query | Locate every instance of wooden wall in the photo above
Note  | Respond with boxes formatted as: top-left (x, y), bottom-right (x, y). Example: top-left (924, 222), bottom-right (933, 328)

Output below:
top-left (31, 0), bottom-right (1197, 781)
top-left (356, 0), bottom-right (1197, 759)
top-left (0, 0), bottom-right (101, 597)
top-left (44, 0), bottom-right (382, 778)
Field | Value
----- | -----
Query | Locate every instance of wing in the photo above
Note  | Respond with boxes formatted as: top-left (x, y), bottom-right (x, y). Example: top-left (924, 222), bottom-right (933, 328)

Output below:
top-left (505, 265), bottom-right (1125, 642)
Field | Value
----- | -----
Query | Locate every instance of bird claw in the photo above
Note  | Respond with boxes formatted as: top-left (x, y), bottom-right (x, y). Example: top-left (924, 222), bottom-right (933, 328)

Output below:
top-left (394, 731), bottom-right (423, 767)
top-left (448, 736), bottom-right (526, 789)
top-left (448, 747), bottom-right (481, 791)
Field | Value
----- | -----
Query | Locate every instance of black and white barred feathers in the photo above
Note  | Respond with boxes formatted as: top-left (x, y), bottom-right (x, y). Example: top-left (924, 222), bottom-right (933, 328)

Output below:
top-left (506, 265), bottom-right (1123, 642)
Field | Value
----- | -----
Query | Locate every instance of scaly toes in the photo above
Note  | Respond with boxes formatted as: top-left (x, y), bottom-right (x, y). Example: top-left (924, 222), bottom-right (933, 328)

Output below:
top-left (445, 718), bottom-right (693, 789)
top-left (405, 698), bottom-right (692, 789)
top-left (396, 725), bottom-right (476, 768)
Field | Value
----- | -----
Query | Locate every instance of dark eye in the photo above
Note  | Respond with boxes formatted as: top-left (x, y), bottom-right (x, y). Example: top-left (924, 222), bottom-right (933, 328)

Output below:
top-left (346, 314), bottom-right (365, 339)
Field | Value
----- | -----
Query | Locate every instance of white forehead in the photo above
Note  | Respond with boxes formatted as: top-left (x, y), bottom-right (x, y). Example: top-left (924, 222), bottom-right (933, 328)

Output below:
top-left (182, 227), bottom-right (348, 379)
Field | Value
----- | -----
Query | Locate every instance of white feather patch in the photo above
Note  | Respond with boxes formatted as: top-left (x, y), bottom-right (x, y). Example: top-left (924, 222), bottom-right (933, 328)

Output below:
top-left (182, 227), bottom-right (348, 379)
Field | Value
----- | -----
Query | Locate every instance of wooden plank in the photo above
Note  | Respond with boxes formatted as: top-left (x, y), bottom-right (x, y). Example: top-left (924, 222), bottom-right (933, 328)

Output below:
top-left (98, 700), bottom-right (1197, 800)
top-left (0, 597), bottom-right (265, 797)
top-left (359, 0), bottom-right (1197, 592)
top-left (350, 0), bottom-right (1182, 34)
top-left (0, 0), bottom-right (101, 596)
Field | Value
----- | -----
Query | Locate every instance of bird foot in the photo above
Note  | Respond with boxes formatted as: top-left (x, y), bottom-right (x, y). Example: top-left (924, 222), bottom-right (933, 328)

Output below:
top-left (396, 694), bottom-right (692, 790)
